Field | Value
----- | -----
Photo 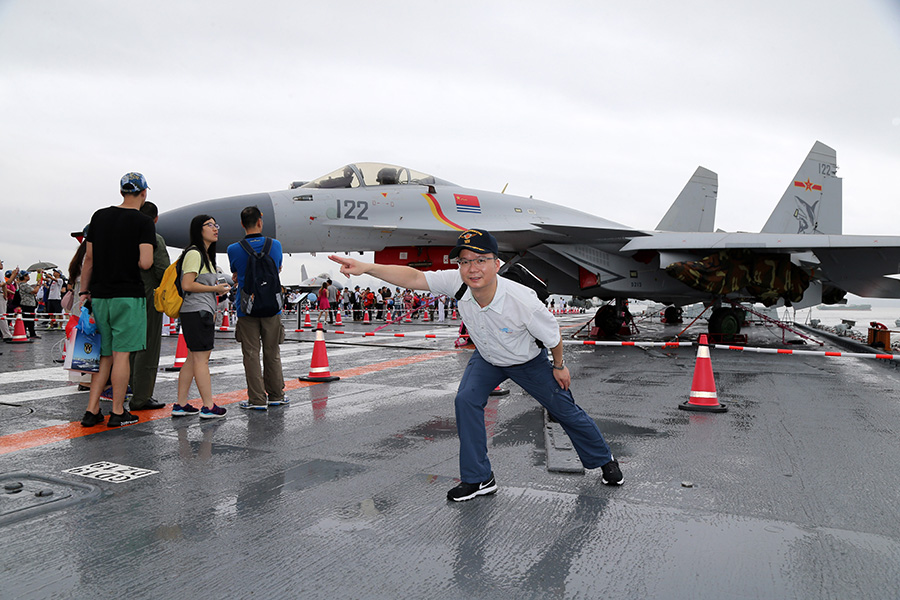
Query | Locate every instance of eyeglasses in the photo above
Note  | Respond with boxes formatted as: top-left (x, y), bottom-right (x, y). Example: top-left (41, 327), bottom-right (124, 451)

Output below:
top-left (204, 222), bottom-right (220, 230)
top-left (454, 256), bottom-right (496, 267)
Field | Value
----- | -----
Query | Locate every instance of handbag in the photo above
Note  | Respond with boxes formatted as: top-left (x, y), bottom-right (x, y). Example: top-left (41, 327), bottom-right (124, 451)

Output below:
top-left (61, 290), bottom-right (74, 312)
top-left (64, 307), bottom-right (100, 373)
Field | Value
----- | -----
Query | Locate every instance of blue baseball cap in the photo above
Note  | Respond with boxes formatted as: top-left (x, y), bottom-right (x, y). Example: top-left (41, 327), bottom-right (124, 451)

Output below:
top-left (120, 172), bottom-right (150, 193)
top-left (449, 229), bottom-right (500, 260)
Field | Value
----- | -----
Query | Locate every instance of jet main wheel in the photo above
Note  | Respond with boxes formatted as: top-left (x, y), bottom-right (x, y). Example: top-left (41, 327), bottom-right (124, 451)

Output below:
top-left (708, 308), bottom-right (742, 336)
top-left (663, 306), bottom-right (682, 324)
top-left (594, 305), bottom-right (629, 339)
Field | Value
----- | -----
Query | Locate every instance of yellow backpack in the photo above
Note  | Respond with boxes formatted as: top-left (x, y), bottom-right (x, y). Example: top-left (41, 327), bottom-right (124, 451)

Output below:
top-left (154, 247), bottom-right (191, 317)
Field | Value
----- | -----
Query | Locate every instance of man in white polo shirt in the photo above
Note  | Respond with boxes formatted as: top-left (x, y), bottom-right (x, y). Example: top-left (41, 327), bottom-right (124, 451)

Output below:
top-left (329, 228), bottom-right (622, 502)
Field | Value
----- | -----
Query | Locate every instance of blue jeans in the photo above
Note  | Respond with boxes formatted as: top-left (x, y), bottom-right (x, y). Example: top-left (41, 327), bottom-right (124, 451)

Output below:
top-left (455, 349), bottom-right (613, 483)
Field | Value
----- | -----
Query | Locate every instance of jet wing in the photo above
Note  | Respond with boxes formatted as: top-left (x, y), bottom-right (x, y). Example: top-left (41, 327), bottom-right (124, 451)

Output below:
top-left (530, 222), bottom-right (650, 243)
top-left (622, 231), bottom-right (900, 297)
top-left (622, 232), bottom-right (900, 255)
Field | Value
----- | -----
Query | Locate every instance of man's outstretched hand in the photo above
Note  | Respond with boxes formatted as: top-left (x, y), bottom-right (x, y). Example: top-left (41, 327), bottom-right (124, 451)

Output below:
top-left (329, 255), bottom-right (367, 277)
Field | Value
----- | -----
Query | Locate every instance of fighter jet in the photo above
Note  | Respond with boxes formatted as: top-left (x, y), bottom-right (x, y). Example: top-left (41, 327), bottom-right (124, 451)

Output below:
top-left (292, 264), bottom-right (343, 294)
top-left (157, 142), bottom-right (900, 335)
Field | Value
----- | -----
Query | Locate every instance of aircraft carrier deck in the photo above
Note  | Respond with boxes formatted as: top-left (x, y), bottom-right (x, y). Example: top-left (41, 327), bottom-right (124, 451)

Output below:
top-left (2, 311), bottom-right (900, 599)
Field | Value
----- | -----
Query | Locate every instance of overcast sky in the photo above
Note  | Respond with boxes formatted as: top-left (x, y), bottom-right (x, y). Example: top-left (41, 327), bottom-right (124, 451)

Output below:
top-left (1, 0), bottom-right (898, 290)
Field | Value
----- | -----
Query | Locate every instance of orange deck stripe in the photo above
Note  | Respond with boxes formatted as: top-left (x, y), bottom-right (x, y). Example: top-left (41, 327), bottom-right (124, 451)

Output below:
top-left (0, 349), bottom-right (458, 456)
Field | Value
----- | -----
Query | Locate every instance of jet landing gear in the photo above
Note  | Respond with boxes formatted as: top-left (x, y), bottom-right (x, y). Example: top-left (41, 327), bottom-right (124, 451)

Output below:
top-left (708, 307), bottom-right (745, 336)
top-left (663, 306), bottom-right (682, 324)
top-left (592, 301), bottom-right (633, 339)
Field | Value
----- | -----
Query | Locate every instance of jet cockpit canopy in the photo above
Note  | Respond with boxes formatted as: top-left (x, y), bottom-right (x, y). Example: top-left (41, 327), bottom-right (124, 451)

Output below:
top-left (300, 162), bottom-right (456, 189)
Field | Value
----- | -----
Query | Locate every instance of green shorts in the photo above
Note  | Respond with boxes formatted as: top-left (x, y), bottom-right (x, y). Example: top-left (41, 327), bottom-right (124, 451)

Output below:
top-left (92, 297), bottom-right (147, 355)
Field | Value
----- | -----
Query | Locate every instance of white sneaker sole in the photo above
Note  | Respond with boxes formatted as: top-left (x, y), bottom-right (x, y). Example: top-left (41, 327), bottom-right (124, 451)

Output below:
top-left (449, 482), bottom-right (498, 502)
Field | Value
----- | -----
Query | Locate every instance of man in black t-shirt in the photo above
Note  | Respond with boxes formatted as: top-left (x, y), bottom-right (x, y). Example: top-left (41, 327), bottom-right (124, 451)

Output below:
top-left (80, 172), bottom-right (156, 428)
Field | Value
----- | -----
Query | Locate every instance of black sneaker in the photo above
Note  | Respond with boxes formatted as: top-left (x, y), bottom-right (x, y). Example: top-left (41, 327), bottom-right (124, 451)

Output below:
top-left (601, 459), bottom-right (624, 486)
top-left (107, 410), bottom-right (139, 427)
top-left (447, 473), bottom-right (498, 502)
top-left (80, 409), bottom-right (104, 427)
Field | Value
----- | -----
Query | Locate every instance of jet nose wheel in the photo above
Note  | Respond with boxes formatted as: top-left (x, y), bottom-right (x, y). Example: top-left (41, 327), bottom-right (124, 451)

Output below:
top-left (708, 308), bottom-right (744, 336)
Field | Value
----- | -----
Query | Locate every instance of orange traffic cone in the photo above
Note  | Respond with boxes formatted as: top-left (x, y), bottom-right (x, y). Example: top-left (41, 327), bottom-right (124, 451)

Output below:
top-left (451, 308), bottom-right (457, 320)
top-left (302, 309), bottom-right (313, 328)
top-left (8, 309), bottom-right (32, 344)
top-left (423, 308), bottom-right (430, 322)
top-left (404, 311), bottom-right (412, 323)
top-left (219, 310), bottom-right (230, 331)
top-left (165, 326), bottom-right (189, 371)
top-left (335, 310), bottom-right (343, 326)
top-left (298, 323), bottom-right (340, 382)
top-left (679, 334), bottom-right (726, 412)
top-left (362, 310), bottom-right (371, 325)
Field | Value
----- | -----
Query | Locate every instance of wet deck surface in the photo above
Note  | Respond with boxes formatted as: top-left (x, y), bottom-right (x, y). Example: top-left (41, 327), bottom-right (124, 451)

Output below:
top-left (3, 313), bottom-right (900, 599)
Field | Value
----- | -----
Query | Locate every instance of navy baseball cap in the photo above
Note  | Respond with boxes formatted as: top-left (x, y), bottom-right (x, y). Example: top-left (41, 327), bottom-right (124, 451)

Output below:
top-left (449, 229), bottom-right (499, 260)
top-left (120, 172), bottom-right (150, 193)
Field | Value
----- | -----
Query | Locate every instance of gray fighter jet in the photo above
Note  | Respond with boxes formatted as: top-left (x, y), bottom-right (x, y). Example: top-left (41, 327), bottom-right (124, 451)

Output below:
top-left (157, 142), bottom-right (900, 335)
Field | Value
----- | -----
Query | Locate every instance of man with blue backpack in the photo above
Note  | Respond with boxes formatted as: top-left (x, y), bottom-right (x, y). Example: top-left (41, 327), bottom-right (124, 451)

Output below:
top-left (227, 206), bottom-right (287, 411)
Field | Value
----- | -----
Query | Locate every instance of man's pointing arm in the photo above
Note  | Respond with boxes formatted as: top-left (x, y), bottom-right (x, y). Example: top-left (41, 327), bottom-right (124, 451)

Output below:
top-left (328, 255), bottom-right (430, 292)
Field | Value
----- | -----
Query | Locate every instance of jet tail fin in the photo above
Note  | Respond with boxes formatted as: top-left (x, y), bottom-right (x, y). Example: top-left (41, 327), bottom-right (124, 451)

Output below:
top-left (761, 141), bottom-right (841, 234)
top-left (301, 264), bottom-right (308, 282)
top-left (655, 167), bottom-right (717, 232)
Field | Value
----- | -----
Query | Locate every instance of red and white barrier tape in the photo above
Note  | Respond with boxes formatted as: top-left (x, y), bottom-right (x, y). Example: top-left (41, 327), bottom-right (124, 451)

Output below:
top-left (289, 328), bottom-right (898, 360)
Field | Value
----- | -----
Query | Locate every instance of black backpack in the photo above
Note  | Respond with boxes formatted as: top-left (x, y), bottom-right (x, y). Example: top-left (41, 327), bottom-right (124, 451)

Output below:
top-left (238, 238), bottom-right (283, 317)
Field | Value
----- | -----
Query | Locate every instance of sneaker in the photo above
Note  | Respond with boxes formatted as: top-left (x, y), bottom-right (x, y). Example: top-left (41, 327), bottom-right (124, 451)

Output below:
top-left (239, 401), bottom-right (267, 411)
top-left (238, 400), bottom-right (269, 410)
top-left (107, 410), bottom-right (139, 427)
top-left (80, 409), bottom-right (104, 427)
top-left (447, 472), bottom-right (498, 502)
top-left (267, 397), bottom-right (290, 406)
top-left (199, 404), bottom-right (227, 419)
top-left (171, 403), bottom-right (200, 417)
top-left (600, 458), bottom-right (624, 486)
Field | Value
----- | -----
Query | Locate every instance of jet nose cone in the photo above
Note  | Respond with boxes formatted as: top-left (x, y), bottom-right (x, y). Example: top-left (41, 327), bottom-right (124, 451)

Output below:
top-left (157, 193), bottom-right (276, 249)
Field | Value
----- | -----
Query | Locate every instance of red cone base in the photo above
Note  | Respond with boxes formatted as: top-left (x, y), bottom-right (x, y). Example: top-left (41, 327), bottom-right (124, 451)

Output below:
top-left (299, 323), bottom-right (340, 382)
top-left (489, 386), bottom-right (509, 396)
top-left (679, 334), bottom-right (726, 412)
top-left (8, 310), bottom-right (32, 344)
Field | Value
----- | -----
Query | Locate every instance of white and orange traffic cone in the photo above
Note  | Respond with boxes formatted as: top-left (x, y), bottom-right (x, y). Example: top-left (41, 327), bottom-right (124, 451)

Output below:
top-left (334, 310), bottom-right (343, 326)
top-left (423, 308), bottom-right (430, 322)
top-left (451, 308), bottom-right (458, 320)
top-left (679, 334), bottom-right (726, 413)
top-left (298, 323), bottom-right (340, 382)
top-left (302, 309), bottom-right (313, 328)
top-left (362, 310), bottom-right (371, 325)
top-left (165, 326), bottom-right (189, 371)
top-left (404, 311), bottom-right (412, 323)
top-left (8, 309), bottom-right (32, 344)
top-left (219, 310), bottom-right (230, 331)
